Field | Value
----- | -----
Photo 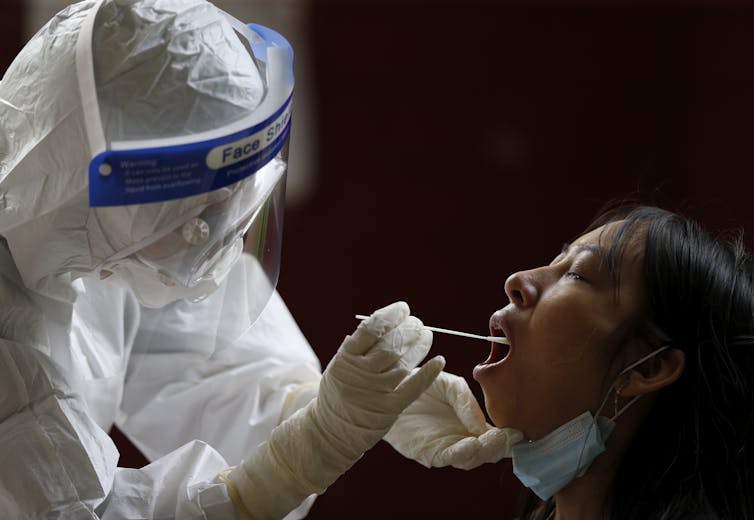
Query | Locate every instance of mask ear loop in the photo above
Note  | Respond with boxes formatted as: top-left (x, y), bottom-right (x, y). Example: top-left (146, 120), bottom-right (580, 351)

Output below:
top-left (568, 345), bottom-right (670, 486)
top-left (573, 348), bottom-right (650, 473)
top-left (613, 380), bottom-right (628, 417)
top-left (610, 345), bottom-right (669, 420)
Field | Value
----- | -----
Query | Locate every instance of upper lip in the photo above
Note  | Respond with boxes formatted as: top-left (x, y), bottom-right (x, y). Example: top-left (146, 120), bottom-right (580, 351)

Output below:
top-left (489, 308), bottom-right (512, 343)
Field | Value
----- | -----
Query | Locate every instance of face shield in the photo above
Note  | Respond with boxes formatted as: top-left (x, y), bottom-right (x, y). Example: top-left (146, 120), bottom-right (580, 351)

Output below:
top-left (99, 157), bottom-right (287, 308)
top-left (74, 0), bottom-right (294, 324)
top-left (134, 171), bottom-right (281, 290)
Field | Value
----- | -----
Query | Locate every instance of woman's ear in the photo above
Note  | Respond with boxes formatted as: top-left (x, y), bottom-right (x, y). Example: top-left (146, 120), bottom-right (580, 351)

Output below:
top-left (620, 348), bottom-right (685, 397)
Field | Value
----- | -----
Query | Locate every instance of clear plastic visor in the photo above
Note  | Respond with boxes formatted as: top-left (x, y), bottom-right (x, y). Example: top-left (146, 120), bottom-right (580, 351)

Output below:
top-left (130, 155), bottom-right (286, 289)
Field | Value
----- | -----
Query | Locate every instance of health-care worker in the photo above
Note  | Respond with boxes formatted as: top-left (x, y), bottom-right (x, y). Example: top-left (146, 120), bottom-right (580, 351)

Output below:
top-left (0, 1), bottom-right (453, 518)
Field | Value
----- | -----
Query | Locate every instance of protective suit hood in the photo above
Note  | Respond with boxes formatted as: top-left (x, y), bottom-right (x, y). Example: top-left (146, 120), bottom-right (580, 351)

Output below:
top-left (0, 0), bottom-right (267, 302)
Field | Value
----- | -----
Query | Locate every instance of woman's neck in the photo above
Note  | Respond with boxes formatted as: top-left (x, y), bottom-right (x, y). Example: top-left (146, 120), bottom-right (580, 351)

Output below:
top-left (552, 461), bottom-right (614, 520)
top-left (550, 403), bottom-right (646, 520)
top-left (550, 387), bottom-right (656, 520)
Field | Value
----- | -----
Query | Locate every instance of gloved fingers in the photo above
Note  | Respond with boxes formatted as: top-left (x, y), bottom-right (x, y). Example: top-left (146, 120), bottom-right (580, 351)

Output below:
top-left (343, 301), bottom-right (410, 355)
top-left (440, 373), bottom-right (490, 436)
top-left (442, 427), bottom-right (524, 469)
top-left (391, 379), bottom-right (452, 418)
top-left (462, 427), bottom-right (525, 468)
top-left (386, 429), bottom-right (481, 470)
top-left (364, 317), bottom-right (432, 373)
top-left (392, 321), bottom-right (432, 372)
top-left (391, 433), bottom-right (468, 469)
top-left (391, 355), bottom-right (445, 408)
top-left (383, 408), bottom-right (465, 454)
top-left (324, 350), bottom-right (412, 393)
top-left (439, 436), bottom-right (482, 470)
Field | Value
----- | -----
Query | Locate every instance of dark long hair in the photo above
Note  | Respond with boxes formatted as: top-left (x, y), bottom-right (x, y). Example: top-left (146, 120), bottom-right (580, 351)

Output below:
top-left (520, 205), bottom-right (754, 520)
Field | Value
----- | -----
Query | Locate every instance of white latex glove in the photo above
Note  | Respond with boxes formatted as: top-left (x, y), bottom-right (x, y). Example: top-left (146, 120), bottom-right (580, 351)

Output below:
top-left (224, 302), bottom-right (445, 519)
top-left (384, 370), bottom-right (523, 470)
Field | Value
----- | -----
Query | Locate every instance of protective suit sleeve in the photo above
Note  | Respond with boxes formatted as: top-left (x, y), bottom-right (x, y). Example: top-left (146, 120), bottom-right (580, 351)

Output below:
top-left (384, 370), bottom-right (523, 470)
top-left (103, 441), bottom-right (246, 520)
top-left (225, 301), bottom-right (446, 520)
top-left (0, 338), bottom-right (245, 519)
top-left (0, 338), bottom-right (118, 517)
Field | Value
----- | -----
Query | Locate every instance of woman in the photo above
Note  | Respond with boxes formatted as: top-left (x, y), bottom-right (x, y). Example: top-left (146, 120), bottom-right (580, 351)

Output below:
top-left (482, 205), bottom-right (754, 519)
top-left (387, 204), bottom-right (753, 519)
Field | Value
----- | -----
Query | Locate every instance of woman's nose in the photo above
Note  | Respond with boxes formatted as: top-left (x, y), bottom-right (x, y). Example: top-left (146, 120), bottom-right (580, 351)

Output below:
top-left (504, 270), bottom-right (539, 307)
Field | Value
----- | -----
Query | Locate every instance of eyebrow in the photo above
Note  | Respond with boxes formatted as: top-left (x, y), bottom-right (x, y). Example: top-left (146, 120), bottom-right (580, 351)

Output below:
top-left (560, 242), bottom-right (605, 257)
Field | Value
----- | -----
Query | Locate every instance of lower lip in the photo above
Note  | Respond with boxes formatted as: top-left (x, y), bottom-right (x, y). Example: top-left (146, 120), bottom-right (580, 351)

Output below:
top-left (473, 343), bottom-right (511, 379)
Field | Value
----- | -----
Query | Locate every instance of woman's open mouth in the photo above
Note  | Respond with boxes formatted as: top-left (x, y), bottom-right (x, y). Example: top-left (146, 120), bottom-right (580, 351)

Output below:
top-left (480, 340), bottom-right (511, 366)
top-left (477, 311), bottom-right (513, 370)
top-left (488, 342), bottom-right (511, 363)
top-left (473, 338), bottom-right (512, 380)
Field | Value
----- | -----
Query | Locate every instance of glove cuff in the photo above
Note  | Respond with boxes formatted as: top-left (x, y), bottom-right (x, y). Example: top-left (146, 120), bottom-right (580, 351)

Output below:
top-left (227, 444), bottom-right (306, 520)
top-left (218, 468), bottom-right (257, 520)
top-left (227, 400), bottom-right (358, 520)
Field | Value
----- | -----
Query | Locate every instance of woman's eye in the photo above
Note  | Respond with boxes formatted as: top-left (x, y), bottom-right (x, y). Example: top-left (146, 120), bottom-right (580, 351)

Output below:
top-left (566, 271), bottom-right (586, 281)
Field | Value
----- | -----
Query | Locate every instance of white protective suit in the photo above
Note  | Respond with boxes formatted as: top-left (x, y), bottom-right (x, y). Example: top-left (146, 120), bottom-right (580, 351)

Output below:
top-left (0, 2), bottom-right (447, 518)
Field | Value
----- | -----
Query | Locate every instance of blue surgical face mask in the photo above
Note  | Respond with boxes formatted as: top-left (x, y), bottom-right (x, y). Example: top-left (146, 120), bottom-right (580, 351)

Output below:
top-left (511, 346), bottom-right (668, 501)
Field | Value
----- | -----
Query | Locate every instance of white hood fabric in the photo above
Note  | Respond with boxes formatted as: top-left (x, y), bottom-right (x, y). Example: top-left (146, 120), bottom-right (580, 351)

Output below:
top-left (0, 0), bottom-right (265, 301)
top-left (0, 0), bottom-right (321, 517)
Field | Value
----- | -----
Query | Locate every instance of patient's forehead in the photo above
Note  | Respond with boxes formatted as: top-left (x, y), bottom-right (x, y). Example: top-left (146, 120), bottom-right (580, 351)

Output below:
top-left (579, 220), bottom-right (646, 271)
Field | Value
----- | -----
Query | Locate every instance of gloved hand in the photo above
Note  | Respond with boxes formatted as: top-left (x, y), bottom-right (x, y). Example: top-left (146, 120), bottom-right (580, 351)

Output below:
top-left (224, 302), bottom-right (445, 519)
top-left (384, 370), bottom-right (523, 470)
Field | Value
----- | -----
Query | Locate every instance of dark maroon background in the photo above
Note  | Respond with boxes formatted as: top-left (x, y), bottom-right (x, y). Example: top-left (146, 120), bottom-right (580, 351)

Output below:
top-left (4, 2), bottom-right (754, 519)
